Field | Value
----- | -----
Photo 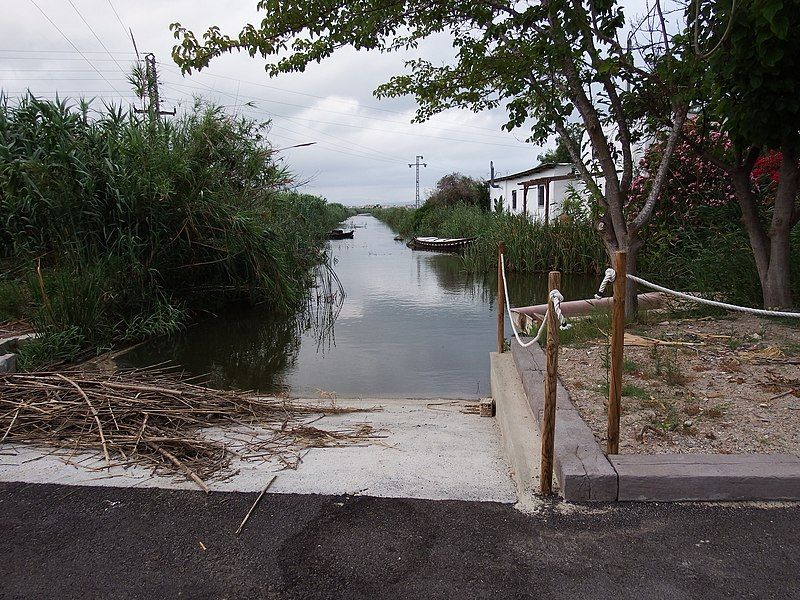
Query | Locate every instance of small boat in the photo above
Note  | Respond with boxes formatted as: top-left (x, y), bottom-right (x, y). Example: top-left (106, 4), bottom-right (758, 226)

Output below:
top-left (393, 235), bottom-right (404, 241)
top-left (328, 229), bottom-right (355, 240)
top-left (406, 236), bottom-right (476, 252)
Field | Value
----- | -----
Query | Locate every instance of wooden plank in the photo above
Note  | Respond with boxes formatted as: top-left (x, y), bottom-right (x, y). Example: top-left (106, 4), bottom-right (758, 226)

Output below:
top-left (611, 454), bottom-right (800, 501)
top-left (540, 270), bottom-right (560, 495)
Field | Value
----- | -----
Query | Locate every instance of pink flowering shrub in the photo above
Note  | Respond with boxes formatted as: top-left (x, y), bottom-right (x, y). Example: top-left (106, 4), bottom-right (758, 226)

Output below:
top-left (632, 121), bottom-right (797, 304)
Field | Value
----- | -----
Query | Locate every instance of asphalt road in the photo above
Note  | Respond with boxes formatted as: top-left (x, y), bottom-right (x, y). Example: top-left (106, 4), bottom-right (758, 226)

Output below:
top-left (1, 482), bottom-right (798, 599)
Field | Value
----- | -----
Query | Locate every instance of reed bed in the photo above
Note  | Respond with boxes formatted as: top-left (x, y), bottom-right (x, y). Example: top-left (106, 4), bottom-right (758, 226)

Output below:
top-left (0, 366), bottom-right (379, 491)
top-left (371, 205), bottom-right (606, 274)
top-left (0, 95), bottom-right (354, 366)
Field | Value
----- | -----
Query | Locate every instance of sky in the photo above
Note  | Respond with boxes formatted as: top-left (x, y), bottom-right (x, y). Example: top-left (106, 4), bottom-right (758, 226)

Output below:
top-left (0, 1), bottom-right (660, 206)
top-left (0, 1), bottom-right (556, 206)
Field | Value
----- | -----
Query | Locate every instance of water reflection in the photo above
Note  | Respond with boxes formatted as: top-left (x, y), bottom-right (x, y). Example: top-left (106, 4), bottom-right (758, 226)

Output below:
top-left (125, 215), bottom-right (597, 397)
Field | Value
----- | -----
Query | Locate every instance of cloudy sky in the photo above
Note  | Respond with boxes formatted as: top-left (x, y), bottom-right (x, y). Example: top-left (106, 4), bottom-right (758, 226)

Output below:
top-left (2, 2), bottom-right (602, 205)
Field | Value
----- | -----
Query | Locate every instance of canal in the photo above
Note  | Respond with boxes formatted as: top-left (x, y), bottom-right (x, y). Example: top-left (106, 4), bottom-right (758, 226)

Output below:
top-left (126, 214), bottom-right (596, 397)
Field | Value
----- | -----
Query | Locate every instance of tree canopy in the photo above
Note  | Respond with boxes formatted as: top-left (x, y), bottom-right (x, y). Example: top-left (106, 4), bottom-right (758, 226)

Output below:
top-left (426, 173), bottom-right (489, 210)
top-left (676, 0), bottom-right (800, 307)
top-left (538, 123), bottom-right (583, 164)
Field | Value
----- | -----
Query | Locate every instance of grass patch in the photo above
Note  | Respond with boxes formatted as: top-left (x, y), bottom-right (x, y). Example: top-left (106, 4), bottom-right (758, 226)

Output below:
top-left (648, 399), bottom-right (681, 432)
top-left (648, 345), bottom-right (688, 386)
top-left (0, 278), bottom-right (27, 322)
top-left (558, 311), bottom-right (613, 345)
top-left (622, 383), bottom-right (650, 399)
top-left (623, 358), bottom-right (641, 373)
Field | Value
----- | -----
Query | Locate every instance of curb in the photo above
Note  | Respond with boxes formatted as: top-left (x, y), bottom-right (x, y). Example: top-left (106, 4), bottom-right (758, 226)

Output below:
top-left (508, 340), bottom-right (800, 502)
top-left (510, 342), bottom-right (616, 501)
top-left (490, 352), bottom-right (542, 500)
top-left (611, 454), bottom-right (800, 501)
top-left (0, 333), bottom-right (39, 374)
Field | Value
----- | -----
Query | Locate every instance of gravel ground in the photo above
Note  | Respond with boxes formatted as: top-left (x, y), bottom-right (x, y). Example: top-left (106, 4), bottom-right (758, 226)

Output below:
top-left (559, 313), bottom-right (800, 455)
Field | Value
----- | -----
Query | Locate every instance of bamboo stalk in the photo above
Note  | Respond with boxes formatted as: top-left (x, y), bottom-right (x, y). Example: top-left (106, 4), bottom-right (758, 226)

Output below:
top-left (540, 271), bottom-right (560, 495)
top-left (56, 373), bottom-right (111, 468)
top-left (235, 475), bottom-right (277, 534)
top-left (607, 251), bottom-right (627, 455)
top-left (147, 441), bottom-right (209, 493)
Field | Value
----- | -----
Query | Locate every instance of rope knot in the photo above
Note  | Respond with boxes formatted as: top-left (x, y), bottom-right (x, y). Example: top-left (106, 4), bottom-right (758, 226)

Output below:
top-left (549, 289), bottom-right (571, 330)
top-left (594, 267), bottom-right (617, 299)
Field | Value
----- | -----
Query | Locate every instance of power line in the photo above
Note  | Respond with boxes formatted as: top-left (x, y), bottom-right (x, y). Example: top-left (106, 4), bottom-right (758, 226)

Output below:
top-left (162, 78), bottom-right (413, 162)
top-left (2, 48), bottom-right (529, 142)
top-left (212, 99), bottom-right (408, 163)
top-left (65, 0), bottom-right (128, 76)
top-left (2, 77), bottom-right (128, 81)
top-left (240, 109), bottom-right (406, 164)
top-left (160, 77), bottom-right (529, 149)
top-left (26, 0), bottom-right (126, 97)
top-left (156, 62), bottom-right (519, 137)
top-left (161, 75), bottom-right (523, 145)
top-left (0, 49), bottom-right (135, 54)
top-left (0, 68), bottom-right (121, 72)
top-left (0, 56), bottom-right (133, 62)
top-left (105, 0), bottom-right (131, 40)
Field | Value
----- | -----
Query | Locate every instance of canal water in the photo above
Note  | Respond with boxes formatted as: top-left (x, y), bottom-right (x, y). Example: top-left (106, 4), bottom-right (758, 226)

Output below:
top-left (125, 215), bottom-right (596, 398)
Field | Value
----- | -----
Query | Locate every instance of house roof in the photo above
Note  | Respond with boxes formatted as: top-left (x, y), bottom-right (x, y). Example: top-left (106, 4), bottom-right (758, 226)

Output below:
top-left (491, 162), bottom-right (573, 183)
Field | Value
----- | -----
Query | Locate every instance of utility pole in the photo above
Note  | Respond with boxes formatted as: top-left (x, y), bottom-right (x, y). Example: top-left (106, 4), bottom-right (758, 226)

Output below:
top-left (134, 53), bottom-right (176, 119)
top-left (408, 155), bottom-right (427, 208)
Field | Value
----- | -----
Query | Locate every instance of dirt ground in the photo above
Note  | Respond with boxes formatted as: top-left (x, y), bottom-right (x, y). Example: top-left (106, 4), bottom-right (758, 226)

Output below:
top-left (559, 313), bottom-right (800, 455)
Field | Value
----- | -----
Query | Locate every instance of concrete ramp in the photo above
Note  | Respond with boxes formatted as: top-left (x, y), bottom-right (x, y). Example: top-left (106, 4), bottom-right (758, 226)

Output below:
top-left (0, 399), bottom-right (517, 503)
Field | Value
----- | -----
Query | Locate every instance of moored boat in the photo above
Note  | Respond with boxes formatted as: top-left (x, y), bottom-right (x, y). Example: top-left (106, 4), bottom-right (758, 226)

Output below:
top-left (328, 229), bottom-right (355, 240)
top-left (406, 236), bottom-right (476, 252)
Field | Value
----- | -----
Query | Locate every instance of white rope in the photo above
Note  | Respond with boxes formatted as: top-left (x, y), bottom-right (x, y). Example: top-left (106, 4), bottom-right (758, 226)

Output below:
top-left (499, 254), bottom-right (570, 348)
top-left (594, 267), bottom-right (616, 299)
top-left (619, 272), bottom-right (800, 319)
top-left (550, 289), bottom-right (571, 330)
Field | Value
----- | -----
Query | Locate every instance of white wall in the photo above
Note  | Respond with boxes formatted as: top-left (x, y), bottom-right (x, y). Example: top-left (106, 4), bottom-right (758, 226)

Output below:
top-left (490, 164), bottom-right (583, 223)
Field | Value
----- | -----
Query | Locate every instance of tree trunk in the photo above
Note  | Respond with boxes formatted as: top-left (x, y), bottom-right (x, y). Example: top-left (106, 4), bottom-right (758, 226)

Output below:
top-left (601, 231), bottom-right (642, 319)
top-left (762, 231), bottom-right (794, 308)
top-left (731, 151), bottom-right (798, 309)
top-left (624, 241), bottom-right (641, 319)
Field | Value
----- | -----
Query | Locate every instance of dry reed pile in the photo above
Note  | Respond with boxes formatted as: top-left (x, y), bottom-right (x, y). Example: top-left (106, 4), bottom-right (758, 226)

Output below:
top-left (0, 366), bottom-right (378, 491)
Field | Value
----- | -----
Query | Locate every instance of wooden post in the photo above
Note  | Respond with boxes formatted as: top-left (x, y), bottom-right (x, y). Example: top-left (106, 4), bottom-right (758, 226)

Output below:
top-left (497, 242), bottom-right (506, 353)
top-left (540, 270), bottom-right (560, 495)
top-left (606, 251), bottom-right (627, 455)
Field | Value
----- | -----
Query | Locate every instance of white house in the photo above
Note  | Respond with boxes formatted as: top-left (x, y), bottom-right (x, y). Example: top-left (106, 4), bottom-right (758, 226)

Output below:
top-left (489, 162), bottom-right (581, 222)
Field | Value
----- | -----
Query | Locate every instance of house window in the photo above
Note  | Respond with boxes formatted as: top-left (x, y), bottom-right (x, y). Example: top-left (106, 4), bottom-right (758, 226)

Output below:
top-left (511, 189), bottom-right (517, 210)
top-left (538, 185), bottom-right (545, 207)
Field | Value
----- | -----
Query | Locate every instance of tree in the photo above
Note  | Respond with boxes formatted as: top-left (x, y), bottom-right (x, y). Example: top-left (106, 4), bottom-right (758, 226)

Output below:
top-left (171, 0), bottom-right (691, 314)
top-left (426, 172), bottom-right (489, 210)
top-left (680, 0), bottom-right (800, 308)
top-left (538, 123), bottom-right (583, 164)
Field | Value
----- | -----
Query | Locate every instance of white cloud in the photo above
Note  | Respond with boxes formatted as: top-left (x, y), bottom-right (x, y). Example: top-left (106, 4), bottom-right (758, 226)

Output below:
top-left (2, 0), bottom-right (551, 205)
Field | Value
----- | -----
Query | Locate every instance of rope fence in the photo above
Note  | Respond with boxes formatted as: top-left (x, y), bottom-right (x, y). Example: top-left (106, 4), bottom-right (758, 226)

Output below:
top-left (598, 269), bottom-right (800, 319)
top-left (496, 242), bottom-right (798, 494)
top-left (499, 253), bottom-right (570, 348)
top-left (497, 249), bottom-right (568, 495)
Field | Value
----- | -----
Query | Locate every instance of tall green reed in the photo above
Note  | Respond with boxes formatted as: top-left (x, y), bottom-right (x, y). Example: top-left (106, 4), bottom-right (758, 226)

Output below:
top-left (0, 95), bottom-right (348, 363)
